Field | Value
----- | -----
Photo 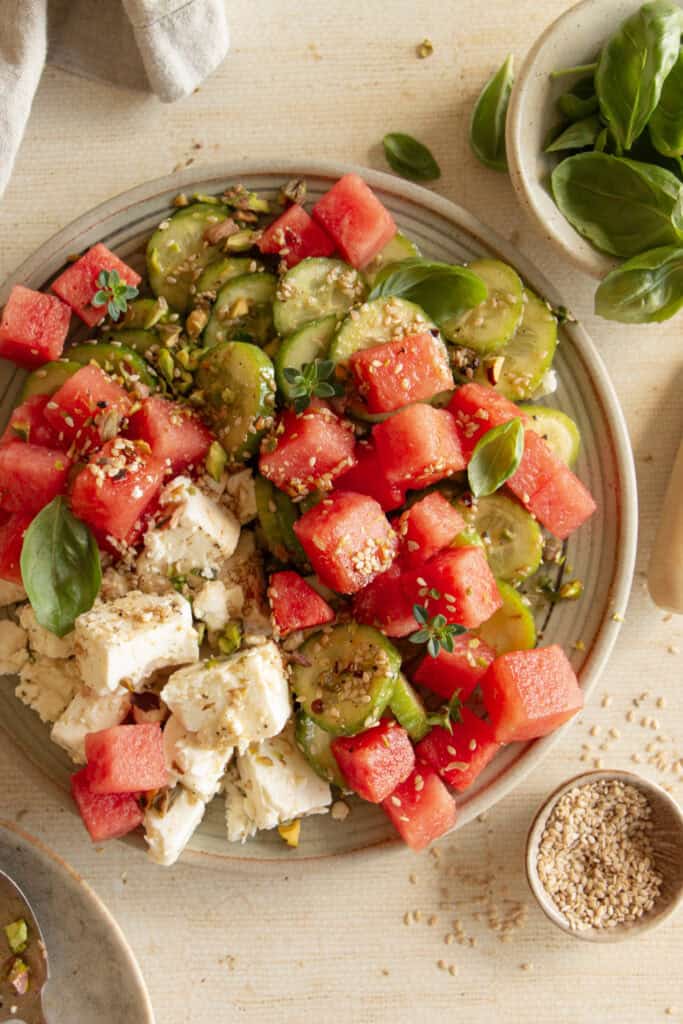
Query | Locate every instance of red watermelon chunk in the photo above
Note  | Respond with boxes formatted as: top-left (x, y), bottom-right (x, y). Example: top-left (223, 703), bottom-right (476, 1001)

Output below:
top-left (127, 395), bottom-right (214, 475)
top-left (258, 204), bottom-right (336, 267)
top-left (0, 512), bottom-right (32, 584)
top-left (259, 404), bottom-right (356, 498)
top-left (84, 723), bottom-right (167, 794)
top-left (527, 464), bottom-right (597, 540)
top-left (43, 364), bottom-right (132, 455)
top-left (481, 645), bottom-right (583, 743)
top-left (352, 563), bottom-right (418, 638)
top-left (397, 492), bottom-right (465, 568)
top-left (312, 174), bottom-right (397, 269)
top-left (293, 490), bottom-right (398, 594)
top-left (0, 443), bottom-right (71, 513)
top-left (71, 766), bottom-right (144, 842)
top-left (0, 285), bottom-right (71, 368)
top-left (372, 404), bottom-right (467, 492)
top-left (413, 634), bottom-right (496, 702)
top-left (0, 395), bottom-right (61, 448)
top-left (382, 764), bottom-right (457, 851)
top-left (416, 707), bottom-right (501, 791)
top-left (331, 718), bottom-right (415, 803)
top-left (268, 570), bottom-right (335, 637)
top-left (402, 546), bottom-right (502, 629)
top-left (333, 439), bottom-right (405, 512)
top-left (506, 428), bottom-right (562, 504)
top-left (350, 332), bottom-right (454, 414)
top-left (51, 243), bottom-right (141, 327)
top-left (449, 382), bottom-right (528, 456)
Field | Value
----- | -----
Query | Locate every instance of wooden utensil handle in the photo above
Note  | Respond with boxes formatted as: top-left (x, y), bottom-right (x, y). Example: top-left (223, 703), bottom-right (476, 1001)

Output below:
top-left (648, 438), bottom-right (683, 614)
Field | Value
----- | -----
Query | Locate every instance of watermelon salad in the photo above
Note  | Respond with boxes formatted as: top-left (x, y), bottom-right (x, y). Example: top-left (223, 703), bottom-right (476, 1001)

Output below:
top-left (0, 173), bottom-right (596, 864)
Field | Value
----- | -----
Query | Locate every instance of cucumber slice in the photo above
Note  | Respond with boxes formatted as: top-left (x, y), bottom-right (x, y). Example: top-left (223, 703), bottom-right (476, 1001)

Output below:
top-left (390, 674), bottom-right (429, 741)
top-left (273, 258), bottom-right (367, 337)
top-left (203, 272), bottom-right (277, 349)
top-left (67, 343), bottom-right (159, 389)
top-left (329, 296), bottom-right (435, 365)
top-left (275, 489), bottom-right (308, 567)
top-left (254, 476), bottom-right (307, 565)
top-left (291, 623), bottom-right (401, 735)
top-left (295, 711), bottom-right (346, 787)
top-left (520, 405), bottom-right (581, 467)
top-left (363, 232), bottom-right (420, 286)
top-left (476, 580), bottom-right (536, 655)
top-left (275, 315), bottom-right (337, 400)
top-left (196, 256), bottom-right (263, 295)
top-left (21, 360), bottom-right (80, 399)
top-left (196, 341), bottom-right (276, 461)
top-left (481, 291), bottom-right (558, 401)
top-left (458, 493), bottom-right (543, 584)
top-left (443, 259), bottom-right (523, 353)
top-left (147, 202), bottom-right (230, 313)
top-left (452, 524), bottom-right (485, 550)
top-left (99, 328), bottom-right (159, 355)
top-left (120, 298), bottom-right (172, 330)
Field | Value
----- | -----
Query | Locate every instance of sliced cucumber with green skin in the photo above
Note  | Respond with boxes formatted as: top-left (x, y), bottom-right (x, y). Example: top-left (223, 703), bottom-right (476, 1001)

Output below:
top-left (479, 291), bottom-right (558, 401)
top-left (21, 360), bottom-right (80, 399)
top-left (120, 298), bottom-right (172, 330)
top-left (477, 580), bottom-right (536, 655)
top-left (147, 202), bottom-right (229, 313)
top-left (458, 493), bottom-right (543, 584)
top-left (196, 256), bottom-right (263, 295)
top-left (275, 489), bottom-right (308, 567)
top-left (452, 524), bottom-right (485, 550)
top-left (67, 343), bottom-right (159, 389)
top-left (443, 259), bottom-right (523, 353)
top-left (291, 623), bottom-right (401, 735)
top-left (273, 258), bottom-right (367, 337)
top-left (520, 405), bottom-right (581, 467)
top-left (295, 711), bottom-right (346, 788)
top-left (363, 232), bottom-right (420, 286)
top-left (390, 674), bottom-right (429, 741)
top-left (329, 296), bottom-right (435, 365)
top-left (99, 328), bottom-right (159, 355)
top-left (275, 315), bottom-right (337, 400)
top-left (254, 476), bottom-right (307, 566)
top-left (203, 272), bottom-right (277, 349)
top-left (196, 341), bottom-right (276, 461)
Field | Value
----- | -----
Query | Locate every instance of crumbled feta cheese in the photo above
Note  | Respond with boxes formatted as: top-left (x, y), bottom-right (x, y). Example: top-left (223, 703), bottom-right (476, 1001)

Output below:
top-left (0, 619), bottom-right (28, 675)
top-left (0, 581), bottom-right (27, 607)
top-left (225, 724), bottom-right (331, 842)
top-left (223, 469), bottom-right (257, 524)
top-left (220, 532), bottom-right (271, 636)
top-left (192, 579), bottom-right (243, 632)
top-left (100, 566), bottom-right (136, 602)
top-left (163, 714), bottom-right (233, 801)
top-left (144, 786), bottom-right (206, 866)
top-left (51, 686), bottom-right (131, 763)
top-left (18, 605), bottom-right (74, 659)
top-left (74, 591), bottom-right (199, 695)
top-left (532, 368), bottom-right (558, 400)
top-left (162, 641), bottom-right (291, 753)
top-left (16, 656), bottom-right (81, 724)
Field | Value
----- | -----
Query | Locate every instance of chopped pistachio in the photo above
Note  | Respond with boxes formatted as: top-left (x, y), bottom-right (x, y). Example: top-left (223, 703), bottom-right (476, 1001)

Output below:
top-left (218, 621), bottom-right (242, 655)
top-left (4, 919), bottom-right (28, 955)
top-left (143, 297), bottom-right (169, 329)
top-left (558, 579), bottom-right (584, 601)
top-left (225, 229), bottom-right (262, 252)
top-left (278, 179), bottom-right (307, 206)
top-left (278, 819), bottom-right (301, 848)
top-left (223, 185), bottom-right (270, 214)
top-left (157, 348), bottom-right (176, 384)
top-left (417, 38), bottom-right (434, 58)
top-left (191, 192), bottom-right (222, 205)
top-left (205, 441), bottom-right (228, 482)
top-left (8, 956), bottom-right (30, 995)
top-left (172, 193), bottom-right (190, 208)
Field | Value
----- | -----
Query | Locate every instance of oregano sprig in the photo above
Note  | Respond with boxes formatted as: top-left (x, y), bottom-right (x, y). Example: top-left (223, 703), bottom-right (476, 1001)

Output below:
top-left (282, 359), bottom-right (341, 413)
top-left (409, 603), bottom-right (466, 658)
top-left (92, 268), bottom-right (139, 322)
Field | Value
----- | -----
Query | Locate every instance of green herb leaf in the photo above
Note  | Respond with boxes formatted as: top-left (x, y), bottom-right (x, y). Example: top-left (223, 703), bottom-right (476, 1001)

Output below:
top-left (650, 46), bottom-right (683, 159)
top-left (368, 257), bottom-right (488, 326)
top-left (283, 358), bottom-right (341, 413)
top-left (549, 62), bottom-right (598, 81)
top-left (92, 268), bottom-right (139, 322)
top-left (595, 0), bottom-right (682, 152)
top-left (595, 243), bottom-right (683, 322)
top-left (409, 604), bottom-right (466, 657)
top-left (467, 417), bottom-right (524, 498)
top-left (551, 152), bottom-right (683, 257)
top-left (556, 76), bottom-right (599, 121)
top-left (545, 115), bottom-right (602, 153)
top-left (469, 54), bottom-right (514, 172)
top-left (20, 496), bottom-right (101, 637)
top-left (383, 133), bottom-right (441, 182)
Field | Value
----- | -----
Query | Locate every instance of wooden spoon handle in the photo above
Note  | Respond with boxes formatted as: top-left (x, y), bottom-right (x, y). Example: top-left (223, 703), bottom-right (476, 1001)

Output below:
top-left (648, 438), bottom-right (683, 614)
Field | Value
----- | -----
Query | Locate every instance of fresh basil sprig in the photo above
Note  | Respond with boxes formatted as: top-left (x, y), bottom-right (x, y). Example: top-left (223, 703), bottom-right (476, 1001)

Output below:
top-left (650, 47), bottom-right (683, 159)
top-left (469, 55), bottom-right (514, 172)
top-left (595, 244), bottom-right (683, 322)
top-left (368, 257), bottom-right (488, 326)
top-left (467, 417), bottom-right (524, 498)
top-left (383, 133), bottom-right (441, 182)
top-left (93, 269), bottom-right (139, 322)
top-left (556, 76), bottom-right (599, 122)
top-left (545, 115), bottom-right (602, 154)
top-left (20, 497), bottom-right (102, 637)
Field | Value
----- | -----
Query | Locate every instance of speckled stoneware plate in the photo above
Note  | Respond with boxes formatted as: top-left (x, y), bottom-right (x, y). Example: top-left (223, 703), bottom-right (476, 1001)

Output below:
top-left (0, 162), bottom-right (637, 863)
top-left (0, 820), bottom-right (154, 1021)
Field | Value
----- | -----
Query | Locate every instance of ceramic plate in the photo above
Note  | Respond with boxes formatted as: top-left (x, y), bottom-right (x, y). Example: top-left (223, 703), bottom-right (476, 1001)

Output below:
top-left (0, 162), bottom-right (637, 862)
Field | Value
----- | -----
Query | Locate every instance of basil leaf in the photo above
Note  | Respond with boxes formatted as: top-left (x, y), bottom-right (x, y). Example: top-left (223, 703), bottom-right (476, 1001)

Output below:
top-left (469, 55), bottom-right (514, 172)
top-left (467, 418), bottom-right (524, 498)
top-left (545, 115), bottom-right (602, 153)
top-left (20, 496), bottom-right (101, 637)
top-left (551, 152), bottom-right (683, 257)
top-left (382, 133), bottom-right (441, 182)
top-left (650, 46), bottom-right (683, 159)
top-left (368, 257), bottom-right (488, 325)
top-left (595, 244), bottom-right (683, 323)
top-left (595, 0), bottom-right (682, 152)
top-left (556, 76), bottom-right (599, 122)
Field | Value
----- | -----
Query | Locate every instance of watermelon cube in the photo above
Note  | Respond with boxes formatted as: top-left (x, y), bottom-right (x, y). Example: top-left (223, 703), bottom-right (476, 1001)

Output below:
top-left (527, 464), bottom-right (597, 540)
top-left (127, 395), bottom-right (214, 475)
top-left (506, 429), bottom-right (562, 504)
top-left (268, 570), bottom-right (335, 637)
top-left (43, 364), bottom-right (132, 454)
top-left (0, 395), bottom-right (61, 448)
top-left (413, 634), bottom-right (497, 702)
top-left (51, 243), bottom-right (141, 327)
top-left (372, 404), bottom-right (467, 492)
top-left (333, 439), bottom-right (405, 511)
top-left (0, 512), bottom-right (32, 584)
top-left (293, 490), bottom-right (398, 594)
top-left (0, 285), bottom-right (71, 368)
top-left (382, 764), bottom-right (457, 851)
top-left (312, 174), bottom-right (397, 269)
top-left (258, 204), bottom-right (336, 267)
top-left (481, 645), bottom-right (583, 743)
top-left (416, 707), bottom-right (501, 791)
top-left (352, 563), bottom-right (418, 638)
top-left (402, 547), bottom-right (502, 629)
top-left (71, 766), bottom-right (144, 842)
top-left (397, 492), bottom-right (465, 568)
top-left (259, 404), bottom-right (356, 498)
top-left (0, 443), bottom-right (71, 513)
top-left (331, 718), bottom-right (415, 803)
top-left (350, 332), bottom-right (454, 414)
top-left (449, 382), bottom-right (527, 456)
top-left (84, 723), bottom-right (168, 794)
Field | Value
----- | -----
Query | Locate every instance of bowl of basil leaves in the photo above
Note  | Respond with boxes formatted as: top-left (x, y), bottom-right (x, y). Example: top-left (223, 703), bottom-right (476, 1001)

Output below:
top-left (505, 0), bottom-right (683, 324)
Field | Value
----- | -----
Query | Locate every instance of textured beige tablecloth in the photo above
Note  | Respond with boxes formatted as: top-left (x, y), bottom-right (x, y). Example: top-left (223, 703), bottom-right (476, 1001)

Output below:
top-left (0, 2), bottom-right (681, 1021)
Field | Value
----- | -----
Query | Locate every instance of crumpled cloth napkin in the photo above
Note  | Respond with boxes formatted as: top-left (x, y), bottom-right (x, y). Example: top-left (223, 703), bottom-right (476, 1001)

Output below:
top-left (0, 0), bottom-right (229, 196)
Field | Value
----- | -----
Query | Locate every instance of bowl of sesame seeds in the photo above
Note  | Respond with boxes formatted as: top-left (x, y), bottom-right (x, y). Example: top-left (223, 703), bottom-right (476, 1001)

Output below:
top-left (526, 770), bottom-right (683, 941)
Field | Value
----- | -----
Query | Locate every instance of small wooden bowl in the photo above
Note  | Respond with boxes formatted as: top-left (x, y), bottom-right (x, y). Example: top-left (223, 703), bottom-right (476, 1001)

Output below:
top-left (526, 770), bottom-right (683, 942)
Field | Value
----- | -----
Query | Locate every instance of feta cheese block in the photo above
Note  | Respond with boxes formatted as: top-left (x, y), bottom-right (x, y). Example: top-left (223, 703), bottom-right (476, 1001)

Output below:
top-left (51, 686), bottom-right (131, 763)
top-left (144, 786), bottom-right (206, 866)
top-left (19, 605), bottom-right (75, 659)
top-left (0, 580), bottom-right (27, 607)
top-left (192, 579), bottom-right (243, 632)
top-left (74, 590), bottom-right (199, 695)
top-left (163, 714), bottom-right (233, 801)
top-left (162, 641), bottom-right (291, 753)
top-left (0, 619), bottom-right (28, 675)
top-left (225, 724), bottom-right (332, 842)
top-left (138, 475), bottom-right (240, 578)
top-left (220, 532), bottom-right (271, 636)
top-left (224, 468), bottom-right (257, 524)
top-left (16, 656), bottom-right (81, 724)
